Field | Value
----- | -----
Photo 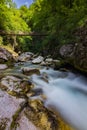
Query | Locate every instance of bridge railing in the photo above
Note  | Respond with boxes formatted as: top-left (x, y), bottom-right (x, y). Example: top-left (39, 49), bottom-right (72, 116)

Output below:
top-left (0, 30), bottom-right (48, 36)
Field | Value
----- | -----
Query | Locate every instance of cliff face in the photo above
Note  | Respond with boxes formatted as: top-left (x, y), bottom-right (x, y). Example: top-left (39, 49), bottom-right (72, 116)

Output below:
top-left (59, 24), bottom-right (87, 73)
top-left (74, 42), bottom-right (87, 72)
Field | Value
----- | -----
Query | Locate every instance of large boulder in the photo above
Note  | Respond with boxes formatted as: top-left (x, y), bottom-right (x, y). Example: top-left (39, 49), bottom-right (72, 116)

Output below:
top-left (74, 42), bottom-right (87, 72)
top-left (59, 43), bottom-right (87, 72)
top-left (0, 75), bottom-right (33, 95)
top-left (60, 23), bottom-right (87, 73)
top-left (0, 90), bottom-right (24, 130)
top-left (0, 89), bottom-right (39, 130)
top-left (59, 44), bottom-right (74, 58)
top-left (0, 47), bottom-right (13, 63)
top-left (18, 52), bottom-right (33, 62)
top-left (32, 56), bottom-right (44, 64)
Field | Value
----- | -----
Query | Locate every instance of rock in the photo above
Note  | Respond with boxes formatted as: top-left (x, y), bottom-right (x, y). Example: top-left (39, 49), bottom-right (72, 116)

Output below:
top-left (0, 64), bottom-right (8, 70)
top-left (41, 59), bottom-right (60, 67)
top-left (53, 60), bottom-right (62, 69)
top-left (16, 112), bottom-right (39, 130)
top-left (0, 76), bottom-right (33, 95)
top-left (45, 58), bottom-right (53, 63)
top-left (59, 44), bottom-right (74, 58)
top-left (32, 53), bottom-right (39, 59)
top-left (0, 52), bottom-right (7, 61)
top-left (53, 60), bottom-right (60, 64)
top-left (40, 72), bottom-right (49, 83)
top-left (29, 88), bottom-right (43, 97)
top-left (18, 52), bottom-right (33, 62)
top-left (44, 58), bottom-right (53, 66)
top-left (43, 58), bottom-right (53, 66)
top-left (0, 89), bottom-right (38, 130)
top-left (40, 61), bottom-right (47, 66)
top-left (59, 42), bottom-right (87, 72)
top-left (0, 47), bottom-right (13, 63)
top-left (74, 42), bottom-right (87, 72)
top-left (32, 56), bottom-right (44, 64)
top-left (59, 23), bottom-right (87, 73)
top-left (1, 76), bottom-right (21, 92)
top-left (21, 67), bottom-right (40, 76)
top-left (0, 90), bottom-right (24, 130)
top-left (25, 99), bottom-right (59, 130)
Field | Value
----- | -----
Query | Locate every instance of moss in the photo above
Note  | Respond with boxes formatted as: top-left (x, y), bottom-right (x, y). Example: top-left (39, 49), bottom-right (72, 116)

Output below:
top-left (0, 118), bottom-right (9, 130)
top-left (7, 90), bottom-right (20, 97)
top-left (25, 99), bottom-right (59, 130)
top-left (20, 81), bottom-right (34, 94)
top-left (10, 108), bottom-right (21, 130)
top-left (6, 60), bottom-right (14, 68)
top-left (10, 101), bottom-right (27, 130)
top-left (58, 117), bottom-right (73, 130)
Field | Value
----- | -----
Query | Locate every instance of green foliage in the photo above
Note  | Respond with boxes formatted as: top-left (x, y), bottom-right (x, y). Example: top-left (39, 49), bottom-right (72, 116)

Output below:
top-left (28, 0), bottom-right (87, 55)
top-left (0, 0), bottom-right (87, 53)
top-left (0, 0), bottom-right (31, 51)
top-left (16, 36), bottom-right (32, 52)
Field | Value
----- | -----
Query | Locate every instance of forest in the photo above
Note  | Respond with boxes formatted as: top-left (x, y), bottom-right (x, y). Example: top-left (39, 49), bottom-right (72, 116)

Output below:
top-left (0, 0), bottom-right (87, 52)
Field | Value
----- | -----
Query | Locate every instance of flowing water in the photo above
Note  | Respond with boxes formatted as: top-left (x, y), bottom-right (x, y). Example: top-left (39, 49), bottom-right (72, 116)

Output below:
top-left (13, 62), bottom-right (87, 130)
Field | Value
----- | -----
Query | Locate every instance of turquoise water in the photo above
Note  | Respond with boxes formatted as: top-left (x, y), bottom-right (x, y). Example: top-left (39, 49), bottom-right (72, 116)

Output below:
top-left (31, 68), bottom-right (87, 130)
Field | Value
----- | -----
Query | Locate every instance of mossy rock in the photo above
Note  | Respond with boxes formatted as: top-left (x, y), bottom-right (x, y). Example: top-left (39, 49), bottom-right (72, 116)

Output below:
top-left (25, 99), bottom-right (59, 130)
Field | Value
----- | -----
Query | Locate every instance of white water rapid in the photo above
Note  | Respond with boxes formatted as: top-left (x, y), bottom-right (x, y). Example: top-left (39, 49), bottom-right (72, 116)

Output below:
top-left (31, 67), bottom-right (87, 130)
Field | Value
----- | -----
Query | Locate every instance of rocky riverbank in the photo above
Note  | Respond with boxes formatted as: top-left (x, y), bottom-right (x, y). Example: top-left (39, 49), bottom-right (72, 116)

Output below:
top-left (0, 47), bottom-right (73, 130)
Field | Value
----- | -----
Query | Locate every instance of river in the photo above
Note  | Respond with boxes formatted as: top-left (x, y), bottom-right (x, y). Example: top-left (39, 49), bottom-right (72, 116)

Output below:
top-left (13, 61), bottom-right (87, 130)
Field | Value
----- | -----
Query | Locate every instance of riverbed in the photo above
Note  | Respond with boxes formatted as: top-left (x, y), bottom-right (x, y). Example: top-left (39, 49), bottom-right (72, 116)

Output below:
top-left (12, 61), bottom-right (87, 130)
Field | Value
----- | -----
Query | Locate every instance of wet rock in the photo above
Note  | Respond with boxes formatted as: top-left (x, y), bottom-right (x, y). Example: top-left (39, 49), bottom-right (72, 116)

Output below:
top-left (53, 60), bottom-right (60, 64)
top-left (59, 68), bottom-right (69, 72)
top-left (41, 59), bottom-right (60, 67)
top-left (0, 47), bottom-right (13, 63)
top-left (0, 76), bottom-right (33, 96)
top-left (41, 61), bottom-right (52, 66)
top-left (25, 99), bottom-right (59, 130)
top-left (29, 88), bottom-right (43, 97)
top-left (0, 76), bottom-right (21, 92)
top-left (40, 61), bottom-right (47, 66)
top-left (45, 58), bottom-right (53, 63)
top-left (32, 56), bottom-right (44, 64)
top-left (42, 58), bottom-right (53, 66)
top-left (18, 52), bottom-right (33, 62)
top-left (20, 80), bottom-right (34, 94)
top-left (0, 64), bottom-right (8, 70)
top-left (21, 67), bottom-right (40, 76)
top-left (41, 72), bottom-right (49, 83)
